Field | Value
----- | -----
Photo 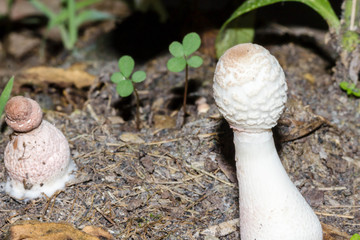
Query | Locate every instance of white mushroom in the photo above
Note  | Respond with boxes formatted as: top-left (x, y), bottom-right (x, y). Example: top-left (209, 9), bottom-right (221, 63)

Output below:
top-left (4, 96), bottom-right (76, 200)
top-left (213, 43), bottom-right (322, 239)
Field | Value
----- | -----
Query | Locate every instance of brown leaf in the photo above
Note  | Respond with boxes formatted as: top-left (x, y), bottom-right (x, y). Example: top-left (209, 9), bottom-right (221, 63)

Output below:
top-left (16, 66), bottom-right (96, 90)
top-left (218, 157), bottom-right (237, 183)
top-left (5, 220), bottom-right (100, 240)
top-left (322, 223), bottom-right (350, 240)
top-left (153, 114), bottom-right (176, 129)
top-left (82, 226), bottom-right (114, 240)
top-left (277, 97), bottom-right (329, 142)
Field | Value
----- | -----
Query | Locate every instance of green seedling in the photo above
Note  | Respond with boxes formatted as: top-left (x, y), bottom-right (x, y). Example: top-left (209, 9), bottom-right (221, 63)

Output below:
top-left (0, 76), bottom-right (14, 118)
top-left (340, 81), bottom-right (360, 97)
top-left (216, 0), bottom-right (360, 97)
top-left (111, 55), bottom-right (146, 130)
top-left (30, 0), bottom-right (112, 50)
top-left (351, 234), bottom-right (360, 240)
top-left (167, 32), bottom-right (203, 125)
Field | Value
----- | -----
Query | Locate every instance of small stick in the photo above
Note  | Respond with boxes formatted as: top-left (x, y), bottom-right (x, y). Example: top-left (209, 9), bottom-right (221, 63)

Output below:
top-left (315, 211), bottom-right (354, 219)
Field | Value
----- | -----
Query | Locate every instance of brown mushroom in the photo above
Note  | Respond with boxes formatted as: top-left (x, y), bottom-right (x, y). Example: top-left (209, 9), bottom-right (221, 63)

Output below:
top-left (4, 96), bottom-right (76, 200)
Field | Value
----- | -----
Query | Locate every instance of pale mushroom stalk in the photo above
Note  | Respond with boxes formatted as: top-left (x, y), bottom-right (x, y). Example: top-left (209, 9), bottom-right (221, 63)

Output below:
top-left (213, 43), bottom-right (322, 239)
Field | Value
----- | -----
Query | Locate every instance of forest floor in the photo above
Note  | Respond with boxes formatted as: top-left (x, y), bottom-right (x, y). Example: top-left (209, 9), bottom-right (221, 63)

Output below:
top-left (0, 1), bottom-right (359, 239)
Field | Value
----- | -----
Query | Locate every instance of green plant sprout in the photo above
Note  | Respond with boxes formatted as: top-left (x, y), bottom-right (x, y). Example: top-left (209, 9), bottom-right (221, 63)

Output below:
top-left (216, 0), bottom-right (360, 98)
top-left (0, 76), bottom-right (14, 118)
top-left (340, 81), bottom-right (360, 97)
top-left (111, 55), bottom-right (146, 130)
top-left (167, 32), bottom-right (203, 125)
top-left (351, 233), bottom-right (360, 240)
top-left (30, 0), bottom-right (112, 50)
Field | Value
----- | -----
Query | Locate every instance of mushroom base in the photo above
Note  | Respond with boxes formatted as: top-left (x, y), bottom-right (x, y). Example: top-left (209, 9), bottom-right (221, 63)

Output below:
top-left (234, 130), bottom-right (322, 240)
top-left (5, 160), bottom-right (77, 200)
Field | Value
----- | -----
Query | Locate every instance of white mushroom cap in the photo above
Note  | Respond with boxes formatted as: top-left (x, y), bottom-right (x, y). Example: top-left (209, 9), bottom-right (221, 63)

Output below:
top-left (213, 43), bottom-right (287, 131)
top-left (5, 96), bottom-right (42, 133)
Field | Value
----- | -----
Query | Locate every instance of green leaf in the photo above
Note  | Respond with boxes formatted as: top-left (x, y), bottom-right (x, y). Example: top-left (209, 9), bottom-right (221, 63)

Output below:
top-left (350, 234), bottom-right (360, 240)
top-left (0, 76), bottom-right (14, 117)
top-left (132, 71), bottom-right (146, 83)
top-left (339, 81), bottom-right (350, 91)
top-left (352, 88), bottom-right (360, 97)
top-left (183, 32), bottom-right (201, 56)
top-left (75, 0), bottom-right (100, 10)
top-left (111, 72), bottom-right (126, 83)
top-left (169, 41), bottom-right (184, 57)
top-left (59, 24), bottom-right (73, 50)
top-left (167, 57), bottom-right (186, 72)
top-left (216, 12), bottom-right (255, 58)
top-left (217, 0), bottom-right (340, 57)
top-left (29, 0), bottom-right (56, 19)
top-left (187, 56), bottom-right (203, 68)
top-left (68, 0), bottom-right (77, 50)
top-left (116, 80), bottom-right (134, 97)
top-left (119, 56), bottom-right (135, 78)
top-left (75, 9), bottom-right (113, 27)
top-left (339, 81), bottom-right (360, 97)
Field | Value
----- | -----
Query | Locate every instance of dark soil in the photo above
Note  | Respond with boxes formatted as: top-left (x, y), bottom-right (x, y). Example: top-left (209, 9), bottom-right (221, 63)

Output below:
top-left (0, 1), bottom-right (359, 239)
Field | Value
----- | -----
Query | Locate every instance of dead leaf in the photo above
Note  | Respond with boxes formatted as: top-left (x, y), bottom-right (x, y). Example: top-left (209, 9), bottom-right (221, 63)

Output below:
top-left (153, 114), bottom-right (176, 129)
top-left (108, 116), bottom-right (125, 125)
top-left (201, 218), bottom-right (239, 237)
top-left (120, 132), bottom-right (145, 144)
top-left (16, 66), bottom-right (96, 90)
top-left (82, 226), bottom-right (114, 240)
top-left (5, 32), bottom-right (40, 59)
top-left (277, 97), bottom-right (330, 142)
top-left (322, 222), bottom-right (350, 240)
top-left (218, 157), bottom-right (237, 183)
top-left (5, 220), bottom-right (100, 240)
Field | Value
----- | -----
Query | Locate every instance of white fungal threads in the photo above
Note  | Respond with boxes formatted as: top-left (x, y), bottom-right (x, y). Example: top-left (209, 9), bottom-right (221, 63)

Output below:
top-left (213, 43), bottom-right (322, 239)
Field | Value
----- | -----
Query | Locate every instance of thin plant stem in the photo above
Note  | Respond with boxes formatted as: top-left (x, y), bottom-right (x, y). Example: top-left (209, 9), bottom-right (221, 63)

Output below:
top-left (183, 64), bottom-right (189, 125)
top-left (68, 0), bottom-right (76, 49)
top-left (350, 0), bottom-right (357, 31)
top-left (133, 87), bottom-right (141, 130)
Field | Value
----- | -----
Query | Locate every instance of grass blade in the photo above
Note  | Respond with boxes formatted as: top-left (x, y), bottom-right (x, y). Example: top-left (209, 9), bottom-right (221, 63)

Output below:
top-left (0, 76), bottom-right (14, 117)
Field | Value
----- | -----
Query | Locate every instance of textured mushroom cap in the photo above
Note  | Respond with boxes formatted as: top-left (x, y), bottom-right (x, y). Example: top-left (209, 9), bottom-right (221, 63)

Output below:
top-left (213, 43), bottom-right (287, 131)
top-left (5, 96), bottom-right (43, 133)
top-left (4, 120), bottom-right (73, 199)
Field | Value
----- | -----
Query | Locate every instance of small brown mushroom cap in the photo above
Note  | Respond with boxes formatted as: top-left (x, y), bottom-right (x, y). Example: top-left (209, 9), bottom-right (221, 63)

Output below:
top-left (5, 96), bottom-right (42, 133)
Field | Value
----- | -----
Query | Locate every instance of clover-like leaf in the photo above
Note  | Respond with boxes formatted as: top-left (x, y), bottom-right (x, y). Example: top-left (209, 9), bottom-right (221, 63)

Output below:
top-left (167, 57), bottom-right (186, 72)
top-left (116, 80), bottom-right (134, 97)
top-left (351, 234), bottom-right (360, 240)
top-left (132, 71), bottom-right (146, 83)
top-left (111, 72), bottom-right (126, 84)
top-left (169, 41), bottom-right (184, 57)
top-left (187, 56), bottom-right (203, 68)
top-left (183, 32), bottom-right (201, 56)
top-left (119, 55), bottom-right (134, 78)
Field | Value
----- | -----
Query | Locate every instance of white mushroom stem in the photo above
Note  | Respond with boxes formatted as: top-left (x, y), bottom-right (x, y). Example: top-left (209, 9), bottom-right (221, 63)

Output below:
top-left (212, 43), bottom-right (322, 239)
top-left (233, 130), bottom-right (322, 239)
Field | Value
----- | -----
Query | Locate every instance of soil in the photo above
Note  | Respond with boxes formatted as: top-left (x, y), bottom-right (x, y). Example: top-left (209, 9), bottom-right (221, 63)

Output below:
top-left (0, 1), bottom-right (359, 239)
